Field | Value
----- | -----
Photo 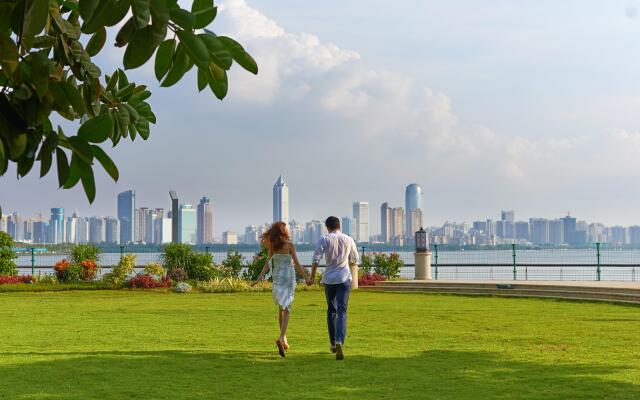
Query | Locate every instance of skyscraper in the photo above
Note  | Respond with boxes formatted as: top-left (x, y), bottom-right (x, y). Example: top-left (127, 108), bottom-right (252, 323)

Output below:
top-left (134, 207), bottom-right (148, 243)
top-left (117, 190), bottom-right (135, 244)
top-left (49, 207), bottom-right (64, 244)
top-left (501, 210), bottom-right (515, 222)
top-left (405, 184), bottom-right (424, 239)
top-left (145, 209), bottom-right (157, 244)
top-left (562, 215), bottom-right (577, 245)
top-left (89, 217), bottom-right (105, 243)
top-left (178, 204), bottom-right (197, 244)
top-left (273, 175), bottom-right (289, 223)
top-left (197, 197), bottom-right (214, 244)
top-left (530, 218), bottom-right (550, 244)
top-left (390, 207), bottom-right (405, 245)
top-left (353, 201), bottom-right (370, 243)
top-left (342, 217), bottom-right (356, 238)
top-left (380, 202), bottom-right (392, 243)
top-left (105, 217), bottom-right (120, 244)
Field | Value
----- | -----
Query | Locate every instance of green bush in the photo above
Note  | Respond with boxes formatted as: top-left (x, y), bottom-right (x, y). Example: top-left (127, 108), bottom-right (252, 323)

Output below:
top-left (189, 253), bottom-right (220, 281)
top-left (143, 263), bottom-right (166, 278)
top-left (360, 254), bottom-right (374, 274)
top-left (161, 243), bottom-right (193, 272)
top-left (0, 232), bottom-right (18, 276)
top-left (244, 247), bottom-right (269, 280)
top-left (373, 253), bottom-right (404, 279)
top-left (71, 244), bottom-right (101, 265)
top-left (103, 254), bottom-right (136, 285)
top-left (38, 274), bottom-right (58, 285)
top-left (221, 250), bottom-right (244, 278)
top-left (57, 263), bottom-right (82, 283)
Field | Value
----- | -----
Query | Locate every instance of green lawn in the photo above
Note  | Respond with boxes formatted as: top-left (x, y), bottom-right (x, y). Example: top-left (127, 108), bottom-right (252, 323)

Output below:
top-left (1, 290), bottom-right (639, 399)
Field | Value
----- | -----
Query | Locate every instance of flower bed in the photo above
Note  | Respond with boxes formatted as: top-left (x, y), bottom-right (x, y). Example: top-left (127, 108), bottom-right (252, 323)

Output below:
top-left (126, 274), bottom-right (172, 289)
top-left (358, 273), bottom-right (386, 286)
top-left (0, 275), bottom-right (34, 285)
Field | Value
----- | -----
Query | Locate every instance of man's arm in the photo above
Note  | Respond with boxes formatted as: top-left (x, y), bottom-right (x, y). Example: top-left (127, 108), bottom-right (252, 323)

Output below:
top-left (349, 237), bottom-right (360, 266)
top-left (310, 237), bottom-right (324, 283)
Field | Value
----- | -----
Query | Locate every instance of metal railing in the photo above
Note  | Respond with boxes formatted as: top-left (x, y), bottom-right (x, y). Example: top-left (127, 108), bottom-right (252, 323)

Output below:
top-left (12, 243), bottom-right (640, 282)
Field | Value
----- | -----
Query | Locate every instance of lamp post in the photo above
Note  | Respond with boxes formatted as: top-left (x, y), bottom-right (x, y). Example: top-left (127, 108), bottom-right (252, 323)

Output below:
top-left (414, 228), bottom-right (432, 280)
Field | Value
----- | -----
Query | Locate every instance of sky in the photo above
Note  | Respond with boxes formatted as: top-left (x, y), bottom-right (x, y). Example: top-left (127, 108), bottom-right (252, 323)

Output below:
top-left (3, 0), bottom-right (640, 236)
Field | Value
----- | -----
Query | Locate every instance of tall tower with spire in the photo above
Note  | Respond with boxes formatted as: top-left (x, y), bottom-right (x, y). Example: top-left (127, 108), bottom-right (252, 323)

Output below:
top-left (273, 175), bottom-right (289, 223)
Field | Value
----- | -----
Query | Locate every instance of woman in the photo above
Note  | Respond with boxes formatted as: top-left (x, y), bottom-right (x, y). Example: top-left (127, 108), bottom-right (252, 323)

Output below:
top-left (256, 221), bottom-right (311, 357)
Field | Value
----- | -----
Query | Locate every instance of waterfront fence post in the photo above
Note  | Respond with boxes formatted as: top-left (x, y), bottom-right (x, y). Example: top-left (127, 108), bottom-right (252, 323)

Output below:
top-left (596, 242), bottom-right (601, 281)
top-left (205, 246), bottom-right (210, 255)
top-left (119, 245), bottom-right (124, 264)
top-left (512, 243), bottom-right (517, 280)
top-left (30, 247), bottom-right (35, 276)
top-left (434, 244), bottom-right (439, 280)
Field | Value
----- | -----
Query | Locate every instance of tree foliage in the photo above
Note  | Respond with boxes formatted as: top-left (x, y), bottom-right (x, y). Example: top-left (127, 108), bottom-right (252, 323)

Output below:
top-left (0, 0), bottom-right (258, 215)
top-left (0, 231), bottom-right (18, 275)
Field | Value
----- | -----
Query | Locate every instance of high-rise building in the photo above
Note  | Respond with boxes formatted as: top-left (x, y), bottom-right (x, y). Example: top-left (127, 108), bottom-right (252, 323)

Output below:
top-left (530, 218), bottom-right (550, 244)
top-left (105, 217), bottom-right (120, 244)
top-left (154, 217), bottom-right (172, 244)
top-left (145, 209), bottom-right (158, 244)
top-left (405, 184), bottom-right (424, 239)
top-left (342, 217), bottom-right (356, 238)
top-left (65, 214), bottom-right (78, 243)
top-left (352, 201), bottom-right (370, 243)
top-left (515, 221), bottom-right (530, 241)
top-left (222, 231), bottom-right (238, 245)
top-left (178, 204), bottom-right (197, 244)
top-left (244, 225), bottom-right (259, 245)
top-left (501, 210), bottom-right (515, 223)
top-left (117, 190), bottom-right (135, 244)
top-left (549, 219), bottom-right (564, 245)
top-left (77, 217), bottom-right (89, 243)
top-left (562, 215), bottom-right (577, 245)
top-left (273, 175), bottom-right (289, 223)
top-left (197, 197), bottom-right (214, 244)
top-left (89, 217), bottom-right (105, 243)
top-left (380, 203), bottom-right (392, 243)
top-left (610, 226), bottom-right (627, 245)
top-left (473, 221), bottom-right (488, 233)
top-left (32, 220), bottom-right (47, 244)
top-left (390, 207), bottom-right (405, 246)
top-left (134, 207), bottom-right (148, 243)
top-left (289, 220), bottom-right (304, 243)
top-left (49, 208), bottom-right (65, 244)
top-left (630, 226), bottom-right (640, 245)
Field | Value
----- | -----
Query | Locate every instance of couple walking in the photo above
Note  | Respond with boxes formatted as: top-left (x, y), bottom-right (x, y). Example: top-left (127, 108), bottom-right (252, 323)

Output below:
top-left (256, 216), bottom-right (359, 360)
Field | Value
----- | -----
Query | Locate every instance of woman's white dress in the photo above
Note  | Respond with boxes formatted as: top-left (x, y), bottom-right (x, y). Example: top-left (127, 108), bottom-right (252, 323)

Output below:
top-left (271, 253), bottom-right (296, 310)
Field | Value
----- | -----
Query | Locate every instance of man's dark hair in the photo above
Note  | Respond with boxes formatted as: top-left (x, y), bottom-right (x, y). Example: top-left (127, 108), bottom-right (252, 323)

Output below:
top-left (325, 216), bottom-right (340, 231)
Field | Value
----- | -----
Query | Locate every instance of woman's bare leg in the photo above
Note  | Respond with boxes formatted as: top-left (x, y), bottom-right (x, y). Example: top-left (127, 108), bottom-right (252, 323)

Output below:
top-left (279, 309), bottom-right (290, 342)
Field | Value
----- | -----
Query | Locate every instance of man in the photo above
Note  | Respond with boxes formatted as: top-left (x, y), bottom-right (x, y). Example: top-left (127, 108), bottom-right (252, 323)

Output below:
top-left (310, 216), bottom-right (360, 360)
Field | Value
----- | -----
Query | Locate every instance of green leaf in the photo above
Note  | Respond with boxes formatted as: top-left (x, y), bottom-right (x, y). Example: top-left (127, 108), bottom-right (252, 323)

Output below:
top-left (150, 0), bottom-right (169, 45)
top-left (78, 115), bottom-right (113, 143)
top-left (135, 118), bottom-right (150, 139)
top-left (82, 0), bottom-right (116, 34)
top-left (7, 133), bottom-right (27, 160)
top-left (176, 30), bottom-right (209, 69)
top-left (79, 0), bottom-right (99, 20)
top-left (219, 36), bottom-right (258, 74)
top-left (59, 81), bottom-right (87, 115)
top-left (16, 153), bottom-right (35, 177)
top-left (32, 35), bottom-right (56, 49)
top-left (117, 69), bottom-right (130, 89)
top-left (60, 0), bottom-right (80, 13)
top-left (131, 0), bottom-right (151, 28)
top-left (0, 36), bottom-right (18, 76)
top-left (207, 63), bottom-right (227, 100)
top-left (21, 0), bottom-right (50, 50)
top-left (86, 27), bottom-right (107, 56)
top-left (154, 39), bottom-right (175, 81)
top-left (121, 103), bottom-right (139, 122)
top-left (169, 8), bottom-right (194, 30)
top-left (116, 105), bottom-right (130, 127)
top-left (67, 136), bottom-right (94, 164)
top-left (197, 68), bottom-right (207, 91)
top-left (123, 26), bottom-right (156, 69)
top-left (198, 33), bottom-right (232, 70)
top-left (115, 17), bottom-right (136, 47)
top-left (105, 0), bottom-right (131, 26)
top-left (191, 0), bottom-right (216, 29)
top-left (55, 148), bottom-right (69, 188)
top-left (161, 44), bottom-right (192, 87)
top-left (64, 153), bottom-right (84, 189)
top-left (105, 70), bottom-right (119, 92)
top-left (91, 145), bottom-right (119, 181)
top-left (81, 165), bottom-right (96, 203)
top-left (39, 149), bottom-right (52, 178)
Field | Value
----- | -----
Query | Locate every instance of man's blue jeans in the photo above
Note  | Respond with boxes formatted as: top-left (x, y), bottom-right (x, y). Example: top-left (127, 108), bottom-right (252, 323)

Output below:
top-left (325, 280), bottom-right (351, 345)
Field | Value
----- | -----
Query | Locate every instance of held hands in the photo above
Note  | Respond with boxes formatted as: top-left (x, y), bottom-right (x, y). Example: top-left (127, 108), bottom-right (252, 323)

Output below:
top-left (305, 275), bottom-right (314, 286)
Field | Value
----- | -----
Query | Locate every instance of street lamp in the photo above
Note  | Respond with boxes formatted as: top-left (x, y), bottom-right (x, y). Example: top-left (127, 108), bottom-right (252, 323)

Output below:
top-left (415, 227), bottom-right (427, 252)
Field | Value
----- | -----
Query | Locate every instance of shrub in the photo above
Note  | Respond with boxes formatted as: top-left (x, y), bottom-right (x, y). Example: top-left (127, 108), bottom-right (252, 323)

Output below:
top-left (189, 253), bottom-right (219, 281)
top-left (126, 274), bottom-right (171, 289)
top-left (71, 244), bottom-right (101, 265)
top-left (0, 275), bottom-right (33, 285)
top-left (358, 272), bottom-right (386, 286)
top-left (221, 250), bottom-right (244, 278)
top-left (54, 259), bottom-right (82, 283)
top-left (197, 277), bottom-right (268, 293)
top-left (38, 274), bottom-right (58, 285)
top-left (373, 253), bottom-right (404, 279)
top-left (79, 260), bottom-right (98, 281)
top-left (244, 247), bottom-right (269, 280)
top-left (0, 232), bottom-right (18, 276)
top-left (168, 268), bottom-right (189, 282)
top-left (103, 254), bottom-right (136, 285)
top-left (161, 243), bottom-right (193, 272)
top-left (360, 254), bottom-right (374, 274)
top-left (143, 263), bottom-right (166, 278)
top-left (173, 282), bottom-right (192, 293)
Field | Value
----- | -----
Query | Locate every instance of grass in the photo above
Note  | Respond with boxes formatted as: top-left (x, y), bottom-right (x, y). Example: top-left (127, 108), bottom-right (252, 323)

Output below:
top-left (0, 291), bottom-right (639, 399)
